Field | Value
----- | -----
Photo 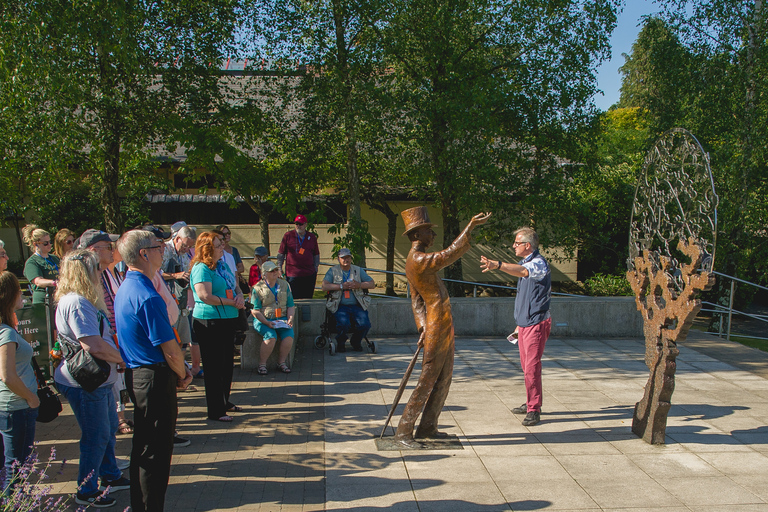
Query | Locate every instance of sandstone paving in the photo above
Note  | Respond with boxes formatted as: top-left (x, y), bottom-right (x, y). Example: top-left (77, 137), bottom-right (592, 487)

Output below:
top-left (29, 329), bottom-right (768, 511)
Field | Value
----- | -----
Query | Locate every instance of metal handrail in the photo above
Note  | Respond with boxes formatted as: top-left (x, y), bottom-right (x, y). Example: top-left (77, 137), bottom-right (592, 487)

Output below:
top-left (702, 272), bottom-right (768, 342)
top-left (316, 261), bottom-right (588, 299)
top-left (712, 271), bottom-right (768, 292)
top-left (701, 302), bottom-right (768, 324)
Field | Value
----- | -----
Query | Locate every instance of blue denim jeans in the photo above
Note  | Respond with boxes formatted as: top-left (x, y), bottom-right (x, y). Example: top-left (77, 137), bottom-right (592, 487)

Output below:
top-left (334, 304), bottom-right (371, 348)
top-left (57, 383), bottom-right (121, 494)
top-left (0, 406), bottom-right (38, 492)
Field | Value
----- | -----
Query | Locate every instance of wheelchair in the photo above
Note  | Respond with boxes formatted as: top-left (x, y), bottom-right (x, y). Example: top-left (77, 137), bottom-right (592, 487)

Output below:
top-left (314, 299), bottom-right (376, 356)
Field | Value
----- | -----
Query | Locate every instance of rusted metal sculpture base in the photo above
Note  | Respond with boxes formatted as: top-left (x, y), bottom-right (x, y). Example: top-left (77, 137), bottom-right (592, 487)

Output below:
top-left (627, 239), bottom-right (714, 444)
top-left (375, 435), bottom-right (463, 451)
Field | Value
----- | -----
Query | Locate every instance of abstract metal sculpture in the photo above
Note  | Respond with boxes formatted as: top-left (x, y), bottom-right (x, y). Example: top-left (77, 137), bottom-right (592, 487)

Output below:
top-left (626, 128), bottom-right (718, 444)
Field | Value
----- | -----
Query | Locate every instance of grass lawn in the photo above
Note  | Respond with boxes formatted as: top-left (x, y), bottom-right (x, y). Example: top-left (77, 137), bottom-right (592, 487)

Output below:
top-left (729, 335), bottom-right (768, 353)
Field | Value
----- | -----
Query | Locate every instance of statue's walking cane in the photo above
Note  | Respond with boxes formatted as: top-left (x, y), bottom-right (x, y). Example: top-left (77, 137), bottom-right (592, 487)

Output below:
top-left (380, 332), bottom-right (424, 438)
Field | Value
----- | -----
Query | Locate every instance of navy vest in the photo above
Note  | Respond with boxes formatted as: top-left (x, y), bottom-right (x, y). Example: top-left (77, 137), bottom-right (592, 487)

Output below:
top-left (514, 250), bottom-right (551, 328)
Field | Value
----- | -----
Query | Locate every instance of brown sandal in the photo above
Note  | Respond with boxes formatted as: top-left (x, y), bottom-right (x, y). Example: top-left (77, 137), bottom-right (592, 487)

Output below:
top-left (117, 420), bottom-right (134, 435)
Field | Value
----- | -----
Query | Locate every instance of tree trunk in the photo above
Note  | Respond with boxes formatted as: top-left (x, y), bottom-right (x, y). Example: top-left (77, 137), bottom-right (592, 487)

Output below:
top-left (98, 46), bottom-right (123, 233)
top-left (441, 202), bottom-right (465, 297)
top-left (260, 208), bottom-right (270, 252)
top-left (102, 134), bottom-right (123, 233)
top-left (430, 66), bottom-right (464, 297)
top-left (333, 0), bottom-right (366, 267)
top-left (243, 195), bottom-right (271, 252)
top-left (369, 199), bottom-right (398, 296)
top-left (11, 210), bottom-right (26, 261)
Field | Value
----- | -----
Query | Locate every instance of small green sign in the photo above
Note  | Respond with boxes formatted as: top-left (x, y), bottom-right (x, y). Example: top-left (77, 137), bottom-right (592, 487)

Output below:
top-left (16, 304), bottom-right (53, 380)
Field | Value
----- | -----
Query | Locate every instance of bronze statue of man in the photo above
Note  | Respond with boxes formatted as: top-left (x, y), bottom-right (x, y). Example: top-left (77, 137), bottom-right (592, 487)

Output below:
top-left (395, 206), bottom-right (490, 448)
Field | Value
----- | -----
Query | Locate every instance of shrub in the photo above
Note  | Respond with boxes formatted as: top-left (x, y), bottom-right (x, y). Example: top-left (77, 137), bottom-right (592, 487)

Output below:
top-left (584, 273), bottom-right (633, 296)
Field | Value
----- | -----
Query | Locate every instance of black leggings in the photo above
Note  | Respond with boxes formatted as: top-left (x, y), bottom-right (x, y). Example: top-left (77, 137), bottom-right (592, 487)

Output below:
top-left (192, 317), bottom-right (237, 419)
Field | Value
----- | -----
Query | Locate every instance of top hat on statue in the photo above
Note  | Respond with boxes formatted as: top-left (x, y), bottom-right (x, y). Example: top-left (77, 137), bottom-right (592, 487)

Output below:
top-left (401, 206), bottom-right (438, 236)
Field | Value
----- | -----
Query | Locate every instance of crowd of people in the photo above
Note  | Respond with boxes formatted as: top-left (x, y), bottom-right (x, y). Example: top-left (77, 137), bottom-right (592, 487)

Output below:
top-left (0, 214), bottom-right (554, 509)
top-left (0, 216), bottom-right (325, 509)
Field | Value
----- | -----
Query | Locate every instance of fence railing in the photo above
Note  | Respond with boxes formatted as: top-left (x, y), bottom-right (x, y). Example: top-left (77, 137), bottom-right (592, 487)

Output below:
top-left (699, 271), bottom-right (768, 342)
top-left (315, 261), bottom-right (587, 299)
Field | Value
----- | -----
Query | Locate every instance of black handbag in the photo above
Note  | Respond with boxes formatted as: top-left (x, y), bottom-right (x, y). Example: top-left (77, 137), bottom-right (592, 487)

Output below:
top-left (58, 330), bottom-right (111, 393)
top-left (233, 308), bottom-right (250, 345)
top-left (32, 357), bottom-right (62, 423)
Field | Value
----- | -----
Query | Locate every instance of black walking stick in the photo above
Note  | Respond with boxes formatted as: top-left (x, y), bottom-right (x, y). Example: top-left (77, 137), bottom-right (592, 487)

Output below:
top-left (380, 332), bottom-right (424, 438)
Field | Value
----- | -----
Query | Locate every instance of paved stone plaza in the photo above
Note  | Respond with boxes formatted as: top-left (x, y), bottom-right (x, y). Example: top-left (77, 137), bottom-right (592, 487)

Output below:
top-left (36, 331), bottom-right (768, 511)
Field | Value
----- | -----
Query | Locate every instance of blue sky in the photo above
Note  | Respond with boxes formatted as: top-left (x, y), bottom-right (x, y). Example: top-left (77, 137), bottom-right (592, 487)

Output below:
top-left (593, 0), bottom-right (661, 111)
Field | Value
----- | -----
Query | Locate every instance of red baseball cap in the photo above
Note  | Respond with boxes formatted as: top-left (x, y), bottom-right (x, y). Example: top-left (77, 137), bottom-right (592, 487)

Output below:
top-left (294, 214), bottom-right (308, 224)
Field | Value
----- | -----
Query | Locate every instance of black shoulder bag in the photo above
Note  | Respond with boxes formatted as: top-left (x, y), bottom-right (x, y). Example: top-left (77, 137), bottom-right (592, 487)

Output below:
top-left (59, 314), bottom-right (111, 393)
top-left (32, 357), bottom-right (62, 423)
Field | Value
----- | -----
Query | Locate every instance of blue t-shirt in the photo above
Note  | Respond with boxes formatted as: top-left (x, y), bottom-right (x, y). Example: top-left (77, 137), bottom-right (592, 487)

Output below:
top-left (114, 271), bottom-right (176, 368)
top-left (190, 262), bottom-right (238, 320)
top-left (0, 324), bottom-right (37, 412)
top-left (55, 293), bottom-right (120, 388)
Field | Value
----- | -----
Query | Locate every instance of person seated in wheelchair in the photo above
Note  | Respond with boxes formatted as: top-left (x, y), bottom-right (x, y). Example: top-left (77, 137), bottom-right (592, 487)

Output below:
top-left (250, 261), bottom-right (295, 375)
top-left (321, 248), bottom-right (375, 352)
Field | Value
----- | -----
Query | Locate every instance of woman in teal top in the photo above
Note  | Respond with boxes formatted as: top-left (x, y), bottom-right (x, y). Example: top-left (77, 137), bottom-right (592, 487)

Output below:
top-left (189, 231), bottom-right (245, 422)
top-left (0, 271), bottom-right (40, 492)
top-left (22, 224), bottom-right (60, 305)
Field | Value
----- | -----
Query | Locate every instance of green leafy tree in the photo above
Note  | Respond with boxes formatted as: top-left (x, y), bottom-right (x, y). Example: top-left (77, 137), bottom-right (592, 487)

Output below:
top-left (570, 107), bottom-right (648, 279)
top-left (1, 0), bottom-right (244, 232)
top-left (617, 17), bottom-right (696, 137)
top-left (257, 0), bottom-right (390, 266)
top-left (374, 0), bottom-right (620, 295)
top-left (620, 2), bottom-right (768, 290)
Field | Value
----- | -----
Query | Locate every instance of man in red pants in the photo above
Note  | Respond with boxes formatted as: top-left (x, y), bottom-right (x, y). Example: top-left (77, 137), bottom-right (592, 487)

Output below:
top-left (481, 227), bottom-right (552, 426)
top-left (394, 206), bottom-right (490, 448)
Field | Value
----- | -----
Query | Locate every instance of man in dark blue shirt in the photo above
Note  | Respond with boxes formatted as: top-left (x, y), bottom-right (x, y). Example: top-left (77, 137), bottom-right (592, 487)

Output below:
top-left (481, 227), bottom-right (551, 427)
top-left (115, 229), bottom-right (192, 512)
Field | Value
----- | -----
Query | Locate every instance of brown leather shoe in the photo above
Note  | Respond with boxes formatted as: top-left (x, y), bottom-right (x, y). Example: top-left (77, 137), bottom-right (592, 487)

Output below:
top-left (415, 429), bottom-right (448, 439)
top-left (394, 437), bottom-right (426, 449)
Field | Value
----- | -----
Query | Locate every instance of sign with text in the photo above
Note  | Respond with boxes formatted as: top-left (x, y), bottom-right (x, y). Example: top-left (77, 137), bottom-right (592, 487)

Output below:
top-left (16, 304), bottom-right (53, 380)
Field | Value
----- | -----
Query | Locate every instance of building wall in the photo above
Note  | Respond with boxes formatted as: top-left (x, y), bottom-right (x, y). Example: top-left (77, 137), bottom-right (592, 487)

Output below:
top-left (1, 202), bottom-right (577, 287)
top-left (201, 202), bottom-right (576, 288)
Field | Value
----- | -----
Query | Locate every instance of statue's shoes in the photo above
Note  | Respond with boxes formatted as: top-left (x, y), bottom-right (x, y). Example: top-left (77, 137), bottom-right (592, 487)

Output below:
top-left (415, 430), bottom-right (448, 439)
top-left (395, 437), bottom-right (426, 449)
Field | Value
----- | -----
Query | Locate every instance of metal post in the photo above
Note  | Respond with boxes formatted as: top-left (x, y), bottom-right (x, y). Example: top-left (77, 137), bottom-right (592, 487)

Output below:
top-left (718, 310), bottom-right (723, 338)
top-left (473, 285), bottom-right (477, 298)
top-left (726, 280), bottom-right (735, 342)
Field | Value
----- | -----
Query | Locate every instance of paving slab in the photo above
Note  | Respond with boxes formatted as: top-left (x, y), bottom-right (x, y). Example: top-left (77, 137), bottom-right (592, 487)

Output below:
top-left (30, 330), bottom-right (768, 511)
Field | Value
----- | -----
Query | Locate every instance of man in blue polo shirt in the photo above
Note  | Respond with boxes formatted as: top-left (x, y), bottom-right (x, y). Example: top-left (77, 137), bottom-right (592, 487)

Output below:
top-left (115, 230), bottom-right (192, 512)
top-left (480, 227), bottom-right (551, 427)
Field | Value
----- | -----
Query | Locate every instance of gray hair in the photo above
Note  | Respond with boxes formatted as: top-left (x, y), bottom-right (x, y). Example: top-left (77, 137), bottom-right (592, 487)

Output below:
top-left (0, 240), bottom-right (4, 248)
top-left (174, 226), bottom-right (196, 240)
top-left (514, 227), bottom-right (539, 250)
top-left (117, 230), bottom-right (156, 267)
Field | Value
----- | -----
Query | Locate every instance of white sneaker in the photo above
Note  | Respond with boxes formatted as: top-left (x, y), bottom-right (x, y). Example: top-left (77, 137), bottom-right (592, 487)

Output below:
top-left (116, 458), bottom-right (130, 470)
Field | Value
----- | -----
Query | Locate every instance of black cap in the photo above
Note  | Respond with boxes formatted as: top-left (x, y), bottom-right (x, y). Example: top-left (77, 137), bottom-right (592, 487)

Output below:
top-left (142, 225), bottom-right (171, 240)
top-left (253, 246), bottom-right (268, 257)
top-left (77, 229), bottom-right (119, 249)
